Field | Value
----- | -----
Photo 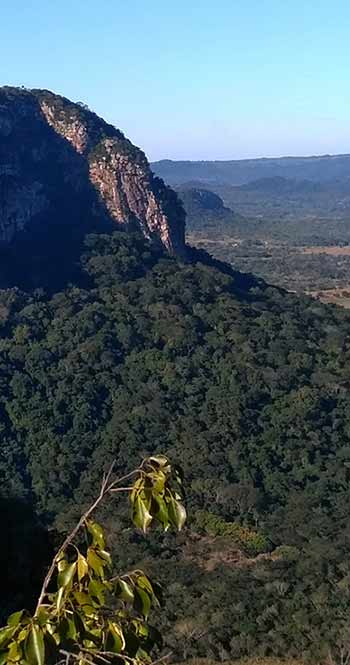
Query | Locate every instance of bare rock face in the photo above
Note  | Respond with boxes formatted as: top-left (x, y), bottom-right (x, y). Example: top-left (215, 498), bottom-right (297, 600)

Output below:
top-left (0, 87), bottom-right (186, 257)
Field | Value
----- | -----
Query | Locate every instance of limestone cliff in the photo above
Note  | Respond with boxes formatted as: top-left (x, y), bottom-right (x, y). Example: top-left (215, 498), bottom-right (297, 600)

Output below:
top-left (0, 87), bottom-right (186, 256)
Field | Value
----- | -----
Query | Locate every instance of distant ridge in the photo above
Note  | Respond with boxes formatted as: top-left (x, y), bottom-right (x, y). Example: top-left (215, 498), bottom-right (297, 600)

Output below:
top-left (151, 154), bottom-right (350, 186)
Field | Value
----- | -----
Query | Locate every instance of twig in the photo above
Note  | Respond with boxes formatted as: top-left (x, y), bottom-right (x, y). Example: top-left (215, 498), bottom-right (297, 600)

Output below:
top-left (34, 463), bottom-right (141, 616)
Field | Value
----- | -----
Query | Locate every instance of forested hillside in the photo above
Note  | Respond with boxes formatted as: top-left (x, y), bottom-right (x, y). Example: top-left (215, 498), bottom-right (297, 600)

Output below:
top-left (2, 231), bottom-right (350, 661)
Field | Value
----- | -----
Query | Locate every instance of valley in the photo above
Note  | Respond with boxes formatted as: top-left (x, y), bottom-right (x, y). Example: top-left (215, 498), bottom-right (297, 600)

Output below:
top-left (150, 168), bottom-right (350, 306)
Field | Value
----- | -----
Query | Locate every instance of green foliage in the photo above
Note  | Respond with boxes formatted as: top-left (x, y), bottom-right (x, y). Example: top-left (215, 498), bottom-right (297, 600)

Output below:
top-left (2, 232), bottom-right (350, 660)
top-left (193, 511), bottom-right (269, 556)
top-left (0, 455), bottom-right (185, 665)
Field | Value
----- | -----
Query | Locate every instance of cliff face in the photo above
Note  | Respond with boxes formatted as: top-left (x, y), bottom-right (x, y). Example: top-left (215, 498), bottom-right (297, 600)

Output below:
top-left (0, 87), bottom-right (186, 256)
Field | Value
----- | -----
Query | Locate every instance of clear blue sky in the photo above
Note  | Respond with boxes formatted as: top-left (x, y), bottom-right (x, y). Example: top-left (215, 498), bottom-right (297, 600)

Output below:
top-left (1, 0), bottom-right (350, 161)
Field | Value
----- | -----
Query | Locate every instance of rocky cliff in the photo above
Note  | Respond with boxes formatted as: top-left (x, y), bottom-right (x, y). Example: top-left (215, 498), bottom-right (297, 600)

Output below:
top-left (0, 87), bottom-right (186, 258)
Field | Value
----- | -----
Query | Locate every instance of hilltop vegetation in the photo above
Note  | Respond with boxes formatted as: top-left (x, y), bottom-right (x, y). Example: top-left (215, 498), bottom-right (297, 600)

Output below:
top-left (2, 231), bottom-right (350, 661)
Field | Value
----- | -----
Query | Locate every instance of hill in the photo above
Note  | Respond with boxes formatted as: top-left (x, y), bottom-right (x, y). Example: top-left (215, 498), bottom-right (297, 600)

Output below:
top-left (1, 90), bottom-right (350, 662)
top-left (2, 231), bottom-right (350, 662)
top-left (176, 185), bottom-right (247, 234)
top-left (151, 155), bottom-right (350, 186)
top-left (0, 86), bottom-right (185, 289)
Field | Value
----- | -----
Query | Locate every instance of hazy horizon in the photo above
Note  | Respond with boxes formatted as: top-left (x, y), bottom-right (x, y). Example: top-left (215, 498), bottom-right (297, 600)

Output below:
top-left (151, 151), bottom-right (350, 163)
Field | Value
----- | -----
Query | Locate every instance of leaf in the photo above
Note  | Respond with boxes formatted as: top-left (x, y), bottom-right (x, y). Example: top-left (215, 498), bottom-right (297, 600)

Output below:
top-left (117, 579), bottom-right (134, 602)
top-left (35, 608), bottom-right (49, 628)
top-left (17, 626), bottom-right (30, 644)
top-left (132, 496), bottom-right (153, 533)
top-left (151, 581), bottom-right (164, 606)
top-left (73, 591), bottom-right (96, 615)
top-left (77, 553), bottom-right (89, 582)
top-left (86, 520), bottom-right (106, 549)
top-left (148, 455), bottom-right (170, 469)
top-left (88, 578), bottom-right (105, 604)
top-left (98, 549), bottom-right (112, 567)
top-left (136, 646), bottom-right (152, 663)
top-left (56, 552), bottom-right (67, 573)
top-left (57, 617), bottom-right (77, 642)
top-left (57, 561), bottom-right (76, 590)
top-left (7, 611), bottom-right (24, 628)
top-left (106, 621), bottom-right (125, 654)
top-left (168, 497), bottom-right (187, 531)
top-left (7, 640), bottom-right (22, 662)
top-left (133, 588), bottom-right (152, 618)
top-left (56, 586), bottom-right (66, 612)
top-left (0, 627), bottom-right (16, 649)
top-left (136, 574), bottom-right (154, 596)
top-left (87, 547), bottom-right (105, 578)
top-left (24, 625), bottom-right (45, 665)
top-left (152, 494), bottom-right (169, 529)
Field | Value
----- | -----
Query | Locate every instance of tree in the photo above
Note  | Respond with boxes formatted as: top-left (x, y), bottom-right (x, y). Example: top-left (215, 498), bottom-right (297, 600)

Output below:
top-left (0, 455), bottom-right (186, 665)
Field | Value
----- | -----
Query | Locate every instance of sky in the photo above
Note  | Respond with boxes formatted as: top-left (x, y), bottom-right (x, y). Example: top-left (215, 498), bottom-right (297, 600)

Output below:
top-left (1, 0), bottom-right (350, 161)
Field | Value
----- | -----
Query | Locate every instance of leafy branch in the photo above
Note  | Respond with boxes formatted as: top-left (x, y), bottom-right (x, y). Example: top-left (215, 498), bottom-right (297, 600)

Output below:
top-left (0, 455), bottom-right (186, 665)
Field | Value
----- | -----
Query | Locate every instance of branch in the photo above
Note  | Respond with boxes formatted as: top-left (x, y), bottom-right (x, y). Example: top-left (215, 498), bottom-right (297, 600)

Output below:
top-left (34, 463), bottom-right (141, 616)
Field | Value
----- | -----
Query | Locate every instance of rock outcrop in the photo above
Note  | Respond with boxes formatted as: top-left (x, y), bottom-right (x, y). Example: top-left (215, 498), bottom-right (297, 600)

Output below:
top-left (0, 87), bottom-right (186, 256)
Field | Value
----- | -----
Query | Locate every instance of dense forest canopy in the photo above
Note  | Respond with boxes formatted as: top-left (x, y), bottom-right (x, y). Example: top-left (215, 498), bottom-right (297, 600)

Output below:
top-left (2, 230), bottom-right (350, 661)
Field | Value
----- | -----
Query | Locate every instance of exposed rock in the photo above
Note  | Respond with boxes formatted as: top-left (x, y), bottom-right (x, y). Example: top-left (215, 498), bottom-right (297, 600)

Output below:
top-left (0, 86), bottom-right (186, 257)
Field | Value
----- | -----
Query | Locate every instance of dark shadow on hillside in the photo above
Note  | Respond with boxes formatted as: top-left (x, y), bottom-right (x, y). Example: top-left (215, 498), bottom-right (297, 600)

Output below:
top-left (0, 496), bottom-right (51, 622)
top-left (0, 96), bottom-right (118, 292)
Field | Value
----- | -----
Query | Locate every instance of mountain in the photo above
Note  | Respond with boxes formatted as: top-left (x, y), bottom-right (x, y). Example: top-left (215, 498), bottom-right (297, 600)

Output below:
top-left (176, 185), bottom-right (247, 235)
top-left (0, 87), bottom-right (185, 287)
top-left (152, 155), bottom-right (350, 185)
top-left (3, 87), bottom-right (350, 662)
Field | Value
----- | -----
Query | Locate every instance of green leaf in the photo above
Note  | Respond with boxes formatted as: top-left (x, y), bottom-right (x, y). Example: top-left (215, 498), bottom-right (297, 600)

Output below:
top-left (73, 591), bottom-right (96, 615)
top-left (86, 520), bottom-right (106, 549)
top-left (133, 588), bottom-right (152, 618)
top-left (56, 552), bottom-right (67, 573)
top-left (24, 625), bottom-right (45, 665)
top-left (35, 608), bottom-right (49, 628)
top-left (136, 574), bottom-right (154, 596)
top-left (132, 496), bottom-right (153, 533)
top-left (106, 621), bottom-right (125, 654)
top-left (57, 617), bottom-right (77, 642)
top-left (7, 640), bottom-right (22, 662)
top-left (117, 579), bottom-right (134, 602)
top-left (98, 549), bottom-right (112, 567)
top-left (77, 553), bottom-right (89, 582)
top-left (168, 497), bottom-right (187, 531)
top-left (152, 495), bottom-right (169, 529)
top-left (7, 611), bottom-right (24, 628)
top-left (87, 547), bottom-right (105, 578)
top-left (0, 652), bottom-right (9, 665)
top-left (88, 578), bottom-right (105, 604)
top-left (56, 586), bottom-right (66, 612)
top-left (57, 561), bottom-right (76, 590)
top-left (136, 646), bottom-right (152, 663)
top-left (0, 627), bottom-right (16, 649)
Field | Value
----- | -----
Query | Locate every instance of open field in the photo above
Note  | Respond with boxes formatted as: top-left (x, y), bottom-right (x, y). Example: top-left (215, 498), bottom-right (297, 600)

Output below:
top-left (188, 233), bottom-right (350, 306)
top-left (302, 245), bottom-right (350, 255)
top-left (307, 287), bottom-right (350, 308)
